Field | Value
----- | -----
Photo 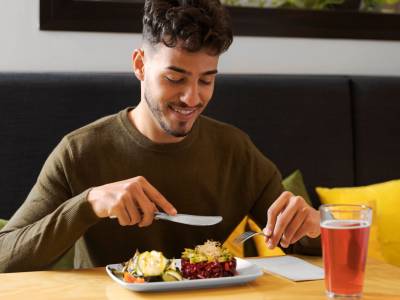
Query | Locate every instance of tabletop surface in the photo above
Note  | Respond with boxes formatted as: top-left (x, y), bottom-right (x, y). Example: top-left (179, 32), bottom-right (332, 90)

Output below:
top-left (1, 256), bottom-right (399, 300)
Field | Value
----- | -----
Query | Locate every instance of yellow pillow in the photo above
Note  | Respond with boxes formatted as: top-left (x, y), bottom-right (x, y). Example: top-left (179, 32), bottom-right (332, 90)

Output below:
top-left (223, 216), bottom-right (248, 257)
top-left (223, 216), bottom-right (284, 258)
top-left (316, 179), bottom-right (400, 267)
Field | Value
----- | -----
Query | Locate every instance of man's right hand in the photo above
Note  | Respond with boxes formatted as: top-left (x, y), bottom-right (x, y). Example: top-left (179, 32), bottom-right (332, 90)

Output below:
top-left (87, 176), bottom-right (177, 227)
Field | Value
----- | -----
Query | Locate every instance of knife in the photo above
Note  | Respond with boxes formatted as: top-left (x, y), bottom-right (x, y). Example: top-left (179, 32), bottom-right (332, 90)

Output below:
top-left (154, 212), bottom-right (222, 226)
top-left (109, 212), bottom-right (223, 226)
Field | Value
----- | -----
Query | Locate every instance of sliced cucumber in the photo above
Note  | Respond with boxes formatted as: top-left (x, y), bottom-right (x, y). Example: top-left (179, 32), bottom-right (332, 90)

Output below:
top-left (162, 270), bottom-right (183, 282)
top-left (137, 251), bottom-right (168, 277)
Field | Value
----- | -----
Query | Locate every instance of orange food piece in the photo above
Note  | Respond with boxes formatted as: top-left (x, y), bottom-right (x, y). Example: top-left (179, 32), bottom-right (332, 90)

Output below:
top-left (134, 277), bottom-right (145, 283)
top-left (123, 272), bottom-right (145, 283)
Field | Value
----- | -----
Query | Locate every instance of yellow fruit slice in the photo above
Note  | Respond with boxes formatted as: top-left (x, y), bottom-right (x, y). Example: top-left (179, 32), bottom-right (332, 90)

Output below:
top-left (162, 270), bottom-right (183, 282)
top-left (137, 251), bottom-right (167, 277)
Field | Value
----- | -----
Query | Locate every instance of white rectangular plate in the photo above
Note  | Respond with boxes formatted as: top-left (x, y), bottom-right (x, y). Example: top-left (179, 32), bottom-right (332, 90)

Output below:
top-left (106, 258), bottom-right (263, 292)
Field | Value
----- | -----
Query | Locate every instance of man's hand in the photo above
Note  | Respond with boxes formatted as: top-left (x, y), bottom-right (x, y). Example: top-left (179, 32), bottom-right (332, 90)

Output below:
top-left (87, 176), bottom-right (177, 227)
top-left (263, 191), bottom-right (320, 249)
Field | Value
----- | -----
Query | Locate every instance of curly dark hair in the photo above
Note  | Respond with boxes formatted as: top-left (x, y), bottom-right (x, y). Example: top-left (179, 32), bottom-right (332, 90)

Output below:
top-left (143, 0), bottom-right (233, 55)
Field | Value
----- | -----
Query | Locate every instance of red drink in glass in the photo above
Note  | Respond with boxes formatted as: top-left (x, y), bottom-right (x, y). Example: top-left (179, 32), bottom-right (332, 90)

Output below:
top-left (321, 220), bottom-right (370, 296)
top-left (320, 205), bottom-right (372, 298)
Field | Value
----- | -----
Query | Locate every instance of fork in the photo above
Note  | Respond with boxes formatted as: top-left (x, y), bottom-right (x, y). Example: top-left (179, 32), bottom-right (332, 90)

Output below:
top-left (233, 230), bottom-right (266, 244)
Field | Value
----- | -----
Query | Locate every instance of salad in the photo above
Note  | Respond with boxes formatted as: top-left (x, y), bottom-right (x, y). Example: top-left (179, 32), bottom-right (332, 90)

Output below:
top-left (181, 240), bottom-right (237, 279)
top-left (119, 250), bottom-right (182, 283)
top-left (114, 240), bottom-right (236, 283)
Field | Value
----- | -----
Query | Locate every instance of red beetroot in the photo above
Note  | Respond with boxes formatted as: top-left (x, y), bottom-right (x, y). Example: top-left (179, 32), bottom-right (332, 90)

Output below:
top-left (181, 258), bottom-right (237, 279)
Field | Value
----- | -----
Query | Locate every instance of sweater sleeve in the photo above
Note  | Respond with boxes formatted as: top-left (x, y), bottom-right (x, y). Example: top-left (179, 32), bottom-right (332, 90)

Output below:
top-left (247, 141), bottom-right (321, 256)
top-left (0, 138), bottom-right (100, 273)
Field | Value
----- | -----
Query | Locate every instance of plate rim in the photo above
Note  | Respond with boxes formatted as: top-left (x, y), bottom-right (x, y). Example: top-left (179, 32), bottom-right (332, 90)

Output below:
top-left (106, 257), bottom-right (263, 291)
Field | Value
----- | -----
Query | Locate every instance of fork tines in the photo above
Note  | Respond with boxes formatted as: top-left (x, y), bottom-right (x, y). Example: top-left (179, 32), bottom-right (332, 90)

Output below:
top-left (233, 230), bottom-right (260, 244)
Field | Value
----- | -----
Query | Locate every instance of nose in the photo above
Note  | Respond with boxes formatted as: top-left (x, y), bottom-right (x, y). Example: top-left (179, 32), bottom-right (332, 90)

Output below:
top-left (180, 83), bottom-right (201, 107)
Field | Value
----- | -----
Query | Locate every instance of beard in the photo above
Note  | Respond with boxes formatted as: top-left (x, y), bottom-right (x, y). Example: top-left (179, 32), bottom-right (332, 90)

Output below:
top-left (144, 90), bottom-right (201, 138)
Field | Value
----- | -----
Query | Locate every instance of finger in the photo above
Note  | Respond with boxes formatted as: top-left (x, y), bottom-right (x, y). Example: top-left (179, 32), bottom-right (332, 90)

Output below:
top-left (265, 191), bottom-right (292, 238)
top-left (110, 202), bottom-right (131, 226)
top-left (123, 194), bottom-right (142, 226)
top-left (133, 185), bottom-right (157, 227)
top-left (306, 209), bottom-right (321, 238)
top-left (138, 177), bottom-right (177, 215)
top-left (264, 211), bottom-right (282, 248)
top-left (269, 196), bottom-right (303, 248)
top-left (289, 224), bottom-right (308, 245)
top-left (281, 207), bottom-right (307, 248)
top-left (289, 209), bottom-right (321, 244)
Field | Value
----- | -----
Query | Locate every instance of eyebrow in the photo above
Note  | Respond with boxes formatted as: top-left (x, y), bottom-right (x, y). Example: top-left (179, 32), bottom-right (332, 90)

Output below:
top-left (166, 66), bottom-right (218, 76)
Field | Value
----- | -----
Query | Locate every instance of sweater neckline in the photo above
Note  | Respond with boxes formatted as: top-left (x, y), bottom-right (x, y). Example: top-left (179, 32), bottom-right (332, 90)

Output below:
top-left (118, 107), bottom-right (200, 153)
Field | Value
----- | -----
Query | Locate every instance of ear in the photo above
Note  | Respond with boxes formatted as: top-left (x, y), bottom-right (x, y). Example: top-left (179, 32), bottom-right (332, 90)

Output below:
top-left (132, 49), bottom-right (145, 81)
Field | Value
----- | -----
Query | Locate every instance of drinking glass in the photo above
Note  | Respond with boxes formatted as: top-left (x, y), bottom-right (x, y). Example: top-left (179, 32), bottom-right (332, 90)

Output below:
top-left (320, 204), bottom-right (372, 298)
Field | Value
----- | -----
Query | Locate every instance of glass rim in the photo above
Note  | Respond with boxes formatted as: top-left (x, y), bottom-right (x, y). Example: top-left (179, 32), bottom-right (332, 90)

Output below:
top-left (319, 203), bottom-right (372, 212)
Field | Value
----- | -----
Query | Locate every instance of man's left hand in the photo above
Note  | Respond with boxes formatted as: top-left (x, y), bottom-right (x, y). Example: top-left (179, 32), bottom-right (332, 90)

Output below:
top-left (263, 191), bottom-right (320, 249)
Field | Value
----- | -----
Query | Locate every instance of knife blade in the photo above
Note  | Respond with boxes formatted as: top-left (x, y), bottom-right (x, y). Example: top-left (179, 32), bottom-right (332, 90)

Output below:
top-left (154, 212), bottom-right (222, 226)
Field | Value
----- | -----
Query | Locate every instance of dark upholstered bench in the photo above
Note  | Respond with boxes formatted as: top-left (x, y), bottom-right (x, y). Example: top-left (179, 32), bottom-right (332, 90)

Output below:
top-left (1, 73), bottom-right (399, 218)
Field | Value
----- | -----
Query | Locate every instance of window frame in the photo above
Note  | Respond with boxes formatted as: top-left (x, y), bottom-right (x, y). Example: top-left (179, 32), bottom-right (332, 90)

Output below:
top-left (40, 0), bottom-right (400, 40)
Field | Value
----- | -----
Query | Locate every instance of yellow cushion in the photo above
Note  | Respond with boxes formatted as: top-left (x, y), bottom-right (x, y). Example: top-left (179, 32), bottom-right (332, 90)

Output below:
top-left (223, 216), bottom-right (248, 258)
top-left (223, 216), bottom-right (284, 257)
top-left (316, 179), bottom-right (400, 267)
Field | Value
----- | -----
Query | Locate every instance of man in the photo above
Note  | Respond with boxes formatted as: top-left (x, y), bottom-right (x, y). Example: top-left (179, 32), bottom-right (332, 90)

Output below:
top-left (0, 0), bottom-right (320, 273)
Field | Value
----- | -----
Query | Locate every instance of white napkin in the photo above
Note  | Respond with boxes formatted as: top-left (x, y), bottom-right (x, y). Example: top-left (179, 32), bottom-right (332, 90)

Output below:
top-left (249, 256), bottom-right (324, 282)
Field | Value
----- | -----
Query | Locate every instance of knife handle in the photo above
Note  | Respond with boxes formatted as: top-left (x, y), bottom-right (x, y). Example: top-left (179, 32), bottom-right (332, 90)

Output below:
top-left (109, 212), bottom-right (167, 220)
top-left (153, 212), bottom-right (169, 221)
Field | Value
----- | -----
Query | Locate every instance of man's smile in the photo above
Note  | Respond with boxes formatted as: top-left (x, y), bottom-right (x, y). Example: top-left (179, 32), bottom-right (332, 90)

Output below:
top-left (168, 104), bottom-right (199, 121)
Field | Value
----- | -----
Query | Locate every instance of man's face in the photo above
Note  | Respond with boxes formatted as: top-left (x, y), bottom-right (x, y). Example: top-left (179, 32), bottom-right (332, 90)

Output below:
top-left (140, 44), bottom-right (219, 139)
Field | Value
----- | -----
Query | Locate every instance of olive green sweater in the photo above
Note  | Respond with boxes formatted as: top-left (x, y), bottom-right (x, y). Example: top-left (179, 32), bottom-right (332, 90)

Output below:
top-left (0, 108), bottom-right (319, 272)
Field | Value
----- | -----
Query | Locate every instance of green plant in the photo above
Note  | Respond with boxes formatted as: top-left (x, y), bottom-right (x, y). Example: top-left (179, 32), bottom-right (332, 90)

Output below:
top-left (222, 0), bottom-right (268, 8)
top-left (221, 0), bottom-right (350, 9)
top-left (271, 0), bottom-right (346, 9)
top-left (361, 0), bottom-right (400, 11)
